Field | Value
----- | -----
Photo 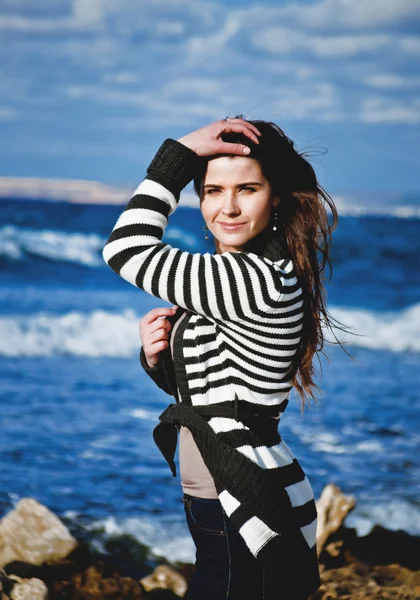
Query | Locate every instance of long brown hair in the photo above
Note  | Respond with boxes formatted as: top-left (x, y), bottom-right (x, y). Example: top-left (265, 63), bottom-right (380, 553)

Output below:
top-left (193, 116), bottom-right (355, 413)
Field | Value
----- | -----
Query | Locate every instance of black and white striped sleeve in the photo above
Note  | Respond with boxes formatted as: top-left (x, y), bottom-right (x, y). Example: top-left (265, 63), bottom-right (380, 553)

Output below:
top-left (102, 138), bottom-right (285, 322)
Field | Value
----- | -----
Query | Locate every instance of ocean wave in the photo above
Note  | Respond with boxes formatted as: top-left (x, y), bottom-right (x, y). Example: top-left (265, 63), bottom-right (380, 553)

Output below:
top-left (0, 309), bottom-right (141, 357)
top-left (0, 303), bottom-right (419, 358)
top-left (326, 303), bottom-right (420, 353)
top-left (0, 225), bottom-right (104, 267)
top-left (62, 498), bottom-right (420, 564)
top-left (345, 498), bottom-right (420, 537)
top-left (0, 224), bottom-right (200, 267)
top-left (123, 407), bottom-right (162, 421)
top-left (332, 200), bottom-right (420, 219)
top-left (75, 513), bottom-right (195, 563)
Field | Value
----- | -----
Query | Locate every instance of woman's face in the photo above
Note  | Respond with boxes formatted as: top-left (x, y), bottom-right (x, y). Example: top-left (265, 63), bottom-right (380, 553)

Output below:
top-left (200, 156), bottom-right (280, 254)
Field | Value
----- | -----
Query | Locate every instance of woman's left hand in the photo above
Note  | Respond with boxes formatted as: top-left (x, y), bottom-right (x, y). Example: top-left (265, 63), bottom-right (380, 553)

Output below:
top-left (177, 117), bottom-right (261, 157)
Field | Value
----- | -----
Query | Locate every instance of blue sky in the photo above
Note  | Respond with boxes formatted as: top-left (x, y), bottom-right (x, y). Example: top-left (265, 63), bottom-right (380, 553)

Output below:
top-left (1, 0), bottom-right (419, 198)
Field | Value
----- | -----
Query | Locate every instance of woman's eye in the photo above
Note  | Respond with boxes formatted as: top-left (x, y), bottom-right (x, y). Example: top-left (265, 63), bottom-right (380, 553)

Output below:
top-left (205, 187), bottom-right (255, 195)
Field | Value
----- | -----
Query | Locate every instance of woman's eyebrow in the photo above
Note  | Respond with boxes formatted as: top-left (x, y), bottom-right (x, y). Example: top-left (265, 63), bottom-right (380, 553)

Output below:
top-left (203, 181), bottom-right (264, 188)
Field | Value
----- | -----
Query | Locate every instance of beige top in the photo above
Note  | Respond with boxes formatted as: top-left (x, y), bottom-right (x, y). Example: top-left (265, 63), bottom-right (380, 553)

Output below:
top-left (170, 311), bottom-right (219, 499)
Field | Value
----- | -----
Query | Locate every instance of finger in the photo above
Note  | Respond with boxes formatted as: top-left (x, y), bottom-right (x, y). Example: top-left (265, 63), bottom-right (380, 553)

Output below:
top-left (223, 122), bottom-right (260, 145)
top-left (223, 120), bottom-right (260, 143)
top-left (140, 314), bottom-right (174, 340)
top-left (141, 317), bottom-right (172, 340)
top-left (225, 118), bottom-right (261, 139)
top-left (225, 117), bottom-right (262, 136)
top-left (141, 306), bottom-right (177, 327)
top-left (146, 339), bottom-right (169, 361)
top-left (143, 330), bottom-right (169, 355)
top-left (150, 328), bottom-right (170, 344)
top-left (152, 340), bottom-right (169, 351)
top-left (214, 141), bottom-right (252, 156)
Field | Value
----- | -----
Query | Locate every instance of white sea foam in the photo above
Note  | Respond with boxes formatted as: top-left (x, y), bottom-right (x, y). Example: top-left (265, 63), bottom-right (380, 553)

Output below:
top-left (0, 224), bottom-right (198, 265)
top-left (325, 303), bottom-right (420, 353)
top-left (0, 225), bottom-right (104, 266)
top-left (124, 408), bottom-right (162, 420)
top-left (310, 432), bottom-right (348, 454)
top-left (298, 430), bottom-right (384, 455)
top-left (82, 514), bottom-right (195, 563)
top-left (331, 197), bottom-right (420, 219)
top-left (62, 498), bottom-right (420, 564)
top-left (0, 303), bottom-right (419, 358)
top-left (0, 309), bottom-right (140, 357)
top-left (345, 499), bottom-right (420, 537)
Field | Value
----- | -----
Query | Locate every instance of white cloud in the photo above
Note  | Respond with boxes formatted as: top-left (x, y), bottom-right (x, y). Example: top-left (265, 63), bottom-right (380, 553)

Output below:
top-left (72, 0), bottom-right (104, 28)
top-left (0, 0), bottom-right (219, 35)
top-left (0, 0), bottom-right (103, 32)
top-left (3, 138), bottom-right (142, 157)
top-left (155, 21), bottom-right (185, 36)
top-left (280, 0), bottom-right (420, 30)
top-left (186, 13), bottom-right (241, 61)
top-left (0, 0), bottom-right (419, 137)
top-left (59, 37), bottom-right (122, 68)
top-left (0, 15), bottom-right (74, 32)
top-left (366, 74), bottom-right (420, 89)
top-left (400, 37), bottom-right (420, 53)
top-left (164, 78), bottom-right (222, 97)
top-left (272, 83), bottom-right (344, 121)
top-left (252, 28), bottom-right (390, 57)
top-left (65, 76), bottom-right (345, 128)
top-left (260, 61), bottom-right (318, 79)
top-left (102, 72), bottom-right (141, 84)
top-left (100, 115), bottom-right (198, 131)
top-left (65, 82), bottom-right (227, 124)
top-left (361, 97), bottom-right (420, 124)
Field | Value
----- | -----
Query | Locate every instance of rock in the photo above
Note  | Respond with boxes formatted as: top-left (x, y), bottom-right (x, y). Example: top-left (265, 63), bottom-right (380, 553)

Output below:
top-left (8, 576), bottom-right (48, 600)
top-left (70, 562), bottom-right (145, 599)
top-left (0, 498), bottom-right (78, 568)
top-left (346, 524), bottom-right (420, 572)
top-left (1, 489), bottom-right (419, 599)
top-left (173, 562), bottom-right (194, 587)
top-left (140, 565), bottom-right (188, 597)
top-left (315, 483), bottom-right (356, 556)
top-left (0, 567), bottom-right (15, 597)
top-left (312, 561), bottom-right (420, 600)
top-left (3, 541), bottom-right (92, 584)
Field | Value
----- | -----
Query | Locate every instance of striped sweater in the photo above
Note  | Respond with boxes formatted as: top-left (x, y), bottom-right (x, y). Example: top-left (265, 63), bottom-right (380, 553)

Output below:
top-left (102, 138), bottom-right (321, 599)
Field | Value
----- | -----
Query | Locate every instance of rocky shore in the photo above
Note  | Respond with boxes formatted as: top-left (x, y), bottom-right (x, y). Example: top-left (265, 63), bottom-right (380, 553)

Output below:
top-left (0, 484), bottom-right (419, 600)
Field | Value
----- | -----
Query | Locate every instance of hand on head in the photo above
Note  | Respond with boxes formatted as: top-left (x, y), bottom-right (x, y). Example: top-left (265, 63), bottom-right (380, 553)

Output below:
top-left (177, 118), bottom-right (261, 157)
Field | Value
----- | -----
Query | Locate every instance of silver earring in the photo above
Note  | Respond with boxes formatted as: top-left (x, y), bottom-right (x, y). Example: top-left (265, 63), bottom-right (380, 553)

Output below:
top-left (272, 211), bottom-right (279, 232)
top-left (203, 225), bottom-right (209, 240)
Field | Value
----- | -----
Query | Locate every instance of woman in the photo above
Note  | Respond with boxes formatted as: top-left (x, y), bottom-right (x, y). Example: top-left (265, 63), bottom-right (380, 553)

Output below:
top-left (102, 116), bottom-right (339, 599)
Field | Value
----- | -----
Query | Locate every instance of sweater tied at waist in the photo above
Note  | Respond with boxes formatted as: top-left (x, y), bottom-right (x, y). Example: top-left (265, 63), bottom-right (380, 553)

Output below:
top-left (152, 394), bottom-right (282, 477)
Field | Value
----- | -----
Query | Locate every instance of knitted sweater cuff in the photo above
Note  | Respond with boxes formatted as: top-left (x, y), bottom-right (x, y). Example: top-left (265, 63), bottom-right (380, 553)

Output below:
top-left (139, 345), bottom-right (160, 373)
top-left (147, 138), bottom-right (200, 193)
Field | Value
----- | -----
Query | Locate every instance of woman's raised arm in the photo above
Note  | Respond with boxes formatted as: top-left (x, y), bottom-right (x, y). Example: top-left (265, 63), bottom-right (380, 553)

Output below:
top-left (102, 122), bottom-right (292, 323)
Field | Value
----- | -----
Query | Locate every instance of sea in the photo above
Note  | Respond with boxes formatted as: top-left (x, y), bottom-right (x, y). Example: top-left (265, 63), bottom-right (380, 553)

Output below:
top-left (0, 195), bottom-right (419, 576)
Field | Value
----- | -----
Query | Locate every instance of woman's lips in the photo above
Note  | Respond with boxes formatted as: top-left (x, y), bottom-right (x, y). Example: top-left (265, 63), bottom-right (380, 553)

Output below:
top-left (217, 222), bottom-right (246, 231)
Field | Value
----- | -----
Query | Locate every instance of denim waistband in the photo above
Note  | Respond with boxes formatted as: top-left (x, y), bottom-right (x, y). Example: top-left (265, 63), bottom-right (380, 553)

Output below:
top-left (182, 492), bottom-right (220, 502)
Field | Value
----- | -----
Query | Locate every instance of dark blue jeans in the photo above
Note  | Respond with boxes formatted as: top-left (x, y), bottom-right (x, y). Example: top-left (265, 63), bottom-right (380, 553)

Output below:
top-left (182, 493), bottom-right (280, 600)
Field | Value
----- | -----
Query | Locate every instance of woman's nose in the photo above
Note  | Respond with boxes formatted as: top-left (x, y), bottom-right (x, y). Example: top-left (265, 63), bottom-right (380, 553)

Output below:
top-left (221, 192), bottom-right (241, 215)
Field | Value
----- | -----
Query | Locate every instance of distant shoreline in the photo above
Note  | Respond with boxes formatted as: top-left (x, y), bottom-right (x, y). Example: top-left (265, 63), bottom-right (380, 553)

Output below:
top-left (0, 176), bottom-right (419, 218)
top-left (0, 176), bottom-right (200, 208)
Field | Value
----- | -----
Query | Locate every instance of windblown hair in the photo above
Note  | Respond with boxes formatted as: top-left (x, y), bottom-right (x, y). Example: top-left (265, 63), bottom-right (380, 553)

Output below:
top-left (193, 116), bottom-right (354, 413)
